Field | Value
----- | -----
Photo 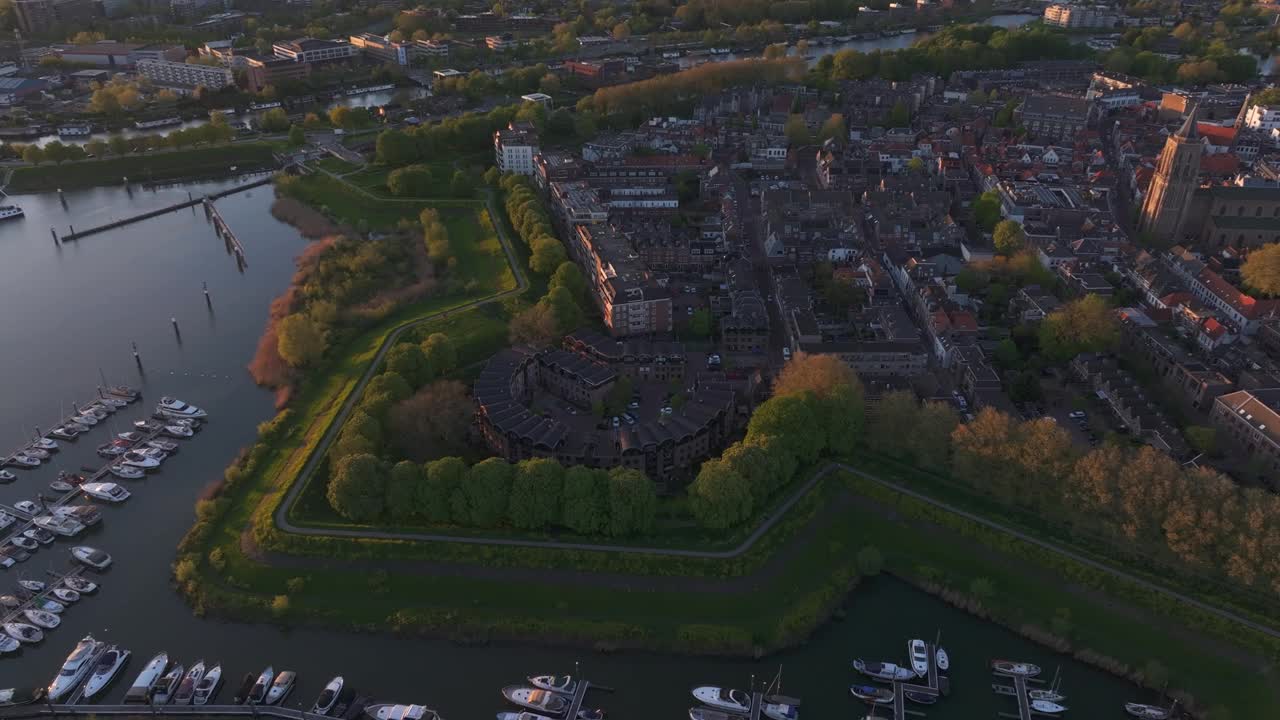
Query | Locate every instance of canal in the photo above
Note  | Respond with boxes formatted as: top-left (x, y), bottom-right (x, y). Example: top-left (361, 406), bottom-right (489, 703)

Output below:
top-left (0, 179), bottom-right (1151, 717)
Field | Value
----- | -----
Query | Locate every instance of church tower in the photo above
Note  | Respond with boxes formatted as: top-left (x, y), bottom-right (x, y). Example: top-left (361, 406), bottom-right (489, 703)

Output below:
top-left (1138, 108), bottom-right (1203, 242)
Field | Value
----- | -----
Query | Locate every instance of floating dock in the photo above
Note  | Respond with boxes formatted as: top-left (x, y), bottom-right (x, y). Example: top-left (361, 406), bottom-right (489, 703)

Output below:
top-left (993, 672), bottom-right (1053, 719)
top-left (59, 177), bottom-right (270, 242)
top-left (2, 388), bottom-right (139, 469)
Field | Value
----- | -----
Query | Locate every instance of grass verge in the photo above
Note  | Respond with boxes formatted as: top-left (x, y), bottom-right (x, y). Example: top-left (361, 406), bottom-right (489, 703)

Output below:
top-left (8, 143), bottom-right (277, 192)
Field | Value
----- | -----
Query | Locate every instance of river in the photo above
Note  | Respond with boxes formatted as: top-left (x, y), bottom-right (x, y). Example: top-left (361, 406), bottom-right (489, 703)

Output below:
top-left (0, 179), bottom-right (1155, 717)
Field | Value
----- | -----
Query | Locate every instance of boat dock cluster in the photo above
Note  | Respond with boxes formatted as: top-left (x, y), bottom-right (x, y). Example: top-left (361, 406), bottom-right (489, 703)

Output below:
top-left (500, 674), bottom-right (612, 720)
top-left (850, 636), bottom-right (949, 720)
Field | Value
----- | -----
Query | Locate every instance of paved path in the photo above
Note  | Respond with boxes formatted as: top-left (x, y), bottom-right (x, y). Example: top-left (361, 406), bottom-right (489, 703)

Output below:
top-left (270, 189), bottom-right (527, 533)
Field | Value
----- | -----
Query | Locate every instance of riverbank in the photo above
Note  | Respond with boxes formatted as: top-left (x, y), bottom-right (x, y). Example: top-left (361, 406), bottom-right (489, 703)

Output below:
top-left (6, 143), bottom-right (278, 192)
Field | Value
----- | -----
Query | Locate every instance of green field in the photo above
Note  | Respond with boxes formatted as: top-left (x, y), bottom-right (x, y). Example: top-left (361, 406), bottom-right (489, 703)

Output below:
top-left (277, 172), bottom-right (480, 230)
top-left (7, 143), bottom-right (277, 192)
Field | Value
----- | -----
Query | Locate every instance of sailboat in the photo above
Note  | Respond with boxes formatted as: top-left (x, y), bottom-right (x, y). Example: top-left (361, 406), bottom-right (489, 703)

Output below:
top-left (1028, 667), bottom-right (1066, 703)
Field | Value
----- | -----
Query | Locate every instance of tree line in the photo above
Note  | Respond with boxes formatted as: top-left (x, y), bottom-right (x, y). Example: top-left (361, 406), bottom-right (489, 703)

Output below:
top-left (577, 58), bottom-right (805, 120)
top-left (375, 104), bottom-right (521, 168)
top-left (13, 120), bottom-right (236, 165)
top-left (329, 455), bottom-right (659, 537)
top-left (688, 354), bottom-right (864, 528)
top-left (864, 387), bottom-right (1280, 604)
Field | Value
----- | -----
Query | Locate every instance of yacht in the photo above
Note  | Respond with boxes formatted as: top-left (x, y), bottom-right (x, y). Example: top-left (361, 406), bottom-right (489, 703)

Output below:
top-left (117, 431), bottom-right (144, 443)
top-left (82, 645), bottom-right (131, 700)
top-left (64, 576), bottom-right (98, 593)
top-left (265, 671), bottom-right (296, 705)
top-left (163, 424), bottom-right (195, 438)
top-left (146, 439), bottom-right (179, 453)
top-left (689, 710), bottom-right (746, 720)
top-left (34, 515), bottom-right (85, 537)
top-left (9, 454), bottom-right (40, 467)
top-left (991, 660), bottom-right (1041, 677)
top-left (761, 696), bottom-right (800, 720)
top-left (850, 685), bottom-right (894, 704)
top-left (81, 482), bottom-right (130, 503)
top-left (311, 676), bottom-right (344, 714)
top-left (52, 588), bottom-right (80, 603)
top-left (124, 652), bottom-right (169, 703)
top-left (152, 663), bottom-right (185, 704)
top-left (18, 579), bottom-right (45, 594)
top-left (24, 528), bottom-right (55, 545)
top-left (99, 396), bottom-right (128, 408)
top-left (71, 546), bottom-right (112, 569)
top-left (193, 664), bottom-right (222, 705)
top-left (23, 609), bottom-right (60, 629)
top-left (0, 206), bottom-right (24, 222)
top-left (691, 687), bottom-right (750, 714)
top-left (106, 385), bottom-right (140, 401)
top-left (50, 427), bottom-right (78, 440)
top-left (10, 536), bottom-right (37, 551)
top-left (503, 687), bottom-right (570, 715)
top-left (1125, 703), bottom-right (1174, 720)
top-left (364, 704), bottom-right (442, 720)
top-left (1030, 700), bottom-right (1067, 715)
top-left (908, 639), bottom-right (929, 677)
top-left (3, 622), bottom-right (43, 643)
top-left (97, 442), bottom-right (128, 457)
top-left (157, 397), bottom-right (207, 419)
top-left (50, 480), bottom-right (75, 493)
top-left (247, 666), bottom-right (274, 704)
top-left (528, 675), bottom-right (577, 695)
top-left (65, 421), bottom-right (91, 433)
top-left (22, 447), bottom-right (49, 460)
top-left (852, 659), bottom-right (917, 682)
top-left (75, 413), bottom-right (100, 426)
top-left (173, 661), bottom-right (206, 704)
top-left (0, 470), bottom-right (14, 483)
top-left (47, 635), bottom-right (104, 701)
top-left (110, 464), bottom-right (145, 480)
top-left (81, 407), bottom-right (108, 420)
top-left (31, 598), bottom-right (64, 614)
top-left (935, 647), bottom-right (949, 671)
top-left (0, 636), bottom-right (16, 654)
top-left (120, 451), bottom-right (160, 469)
top-left (30, 438), bottom-right (58, 452)
top-left (499, 714), bottom-right (556, 720)
top-left (55, 504), bottom-right (101, 525)
top-left (0, 511), bottom-right (13, 528)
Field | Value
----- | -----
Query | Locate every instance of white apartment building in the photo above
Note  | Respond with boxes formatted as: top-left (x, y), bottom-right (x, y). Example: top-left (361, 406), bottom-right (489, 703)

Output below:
top-left (1243, 104), bottom-right (1280, 132)
top-left (136, 58), bottom-right (234, 91)
top-left (272, 38), bottom-right (356, 64)
top-left (494, 123), bottom-right (539, 175)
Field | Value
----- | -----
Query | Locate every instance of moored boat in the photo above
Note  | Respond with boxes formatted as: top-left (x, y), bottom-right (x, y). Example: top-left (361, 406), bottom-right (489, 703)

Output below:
top-left (24, 528), bottom-right (54, 545)
top-left (34, 515), bottom-right (85, 537)
top-left (1125, 703), bottom-right (1174, 720)
top-left (71, 546), bottom-right (112, 569)
top-left (193, 664), bottom-right (222, 705)
top-left (110, 464), bottom-right (145, 480)
top-left (163, 424), bottom-right (194, 438)
top-left (849, 685), bottom-right (894, 704)
top-left (852, 659), bottom-right (916, 682)
top-left (311, 676), bottom-right (344, 714)
top-left (0, 636), bottom-right (17, 653)
top-left (991, 660), bottom-right (1041, 677)
top-left (265, 671), bottom-right (295, 705)
top-left (232, 672), bottom-right (256, 704)
top-left (1028, 688), bottom-right (1067, 703)
top-left (1030, 700), bottom-right (1067, 715)
top-left (125, 652), bottom-right (169, 703)
top-left (18, 579), bottom-right (45, 594)
top-left (64, 576), bottom-right (97, 593)
top-left (688, 710), bottom-right (746, 720)
top-left (247, 666), bottom-right (274, 704)
top-left (692, 686), bottom-right (750, 714)
top-left (904, 690), bottom-right (937, 705)
top-left (364, 703), bottom-right (442, 720)
top-left (157, 397), bottom-right (207, 419)
top-left (152, 663), bottom-right (185, 704)
top-left (503, 686), bottom-right (570, 715)
top-left (80, 482), bottom-right (130, 503)
top-left (908, 639), bottom-right (929, 677)
top-left (528, 675), bottom-right (577, 695)
top-left (47, 635), bottom-right (104, 701)
top-left (50, 427), bottom-right (78, 440)
top-left (4, 622), bottom-right (43, 643)
top-left (173, 661), bottom-right (206, 704)
top-left (0, 470), bottom-right (14, 483)
top-left (82, 645), bottom-right (131, 700)
top-left (51, 588), bottom-right (80, 603)
top-left (23, 610), bottom-right (60, 629)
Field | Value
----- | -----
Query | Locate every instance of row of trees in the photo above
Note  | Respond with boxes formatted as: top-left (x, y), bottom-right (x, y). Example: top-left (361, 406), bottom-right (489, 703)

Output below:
top-left (386, 164), bottom-right (472, 199)
top-left (950, 407), bottom-right (1280, 600)
top-left (329, 454), bottom-right (659, 536)
top-left (688, 354), bottom-right (865, 528)
top-left (16, 120), bottom-right (237, 165)
top-left (578, 58), bottom-right (804, 119)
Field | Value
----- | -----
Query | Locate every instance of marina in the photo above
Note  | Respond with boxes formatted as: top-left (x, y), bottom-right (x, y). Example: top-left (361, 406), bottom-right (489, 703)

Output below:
top-left (57, 177), bottom-right (273, 242)
top-left (1, 387), bottom-right (139, 470)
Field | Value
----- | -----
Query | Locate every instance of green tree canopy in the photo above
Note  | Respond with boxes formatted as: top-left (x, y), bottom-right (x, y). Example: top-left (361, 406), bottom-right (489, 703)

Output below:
top-left (423, 456), bottom-right (468, 524)
top-left (508, 458), bottom-right (565, 530)
top-left (276, 313), bottom-right (327, 367)
top-left (689, 458), bottom-right (754, 529)
top-left (561, 466), bottom-right (608, 534)
top-left (386, 460), bottom-right (423, 521)
top-left (1242, 244), bottom-right (1280, 297)
top-left (1039, 295), bottom-right (1120, 362)
top-left (993, 219), bottom-right (1026, 255)
top-left (327, 453), bottom-right (387, 521)
top-left (421, 333), bottom-right (458, 376)
top-left (606, 467), bottom-right (657, 536)
top-left (461, 458), bottom-right (514, 526)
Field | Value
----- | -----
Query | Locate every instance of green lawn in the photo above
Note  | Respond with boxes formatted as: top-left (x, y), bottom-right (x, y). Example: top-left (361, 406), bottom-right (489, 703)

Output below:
top-left (314, 157), bottom-right (361, 175)
top-left (8, 143), bottom-right (277, 192)
top-left (279, 172), bottom-right (479, 230)
top-left (346, 163), bottom-right (470, 200)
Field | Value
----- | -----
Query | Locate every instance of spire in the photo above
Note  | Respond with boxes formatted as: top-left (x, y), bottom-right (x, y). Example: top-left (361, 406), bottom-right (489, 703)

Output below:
top-left (1175, 104), bottom-right (1199, 140)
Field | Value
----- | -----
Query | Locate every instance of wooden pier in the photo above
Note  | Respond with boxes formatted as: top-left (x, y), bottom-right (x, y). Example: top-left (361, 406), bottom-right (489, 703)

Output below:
top-left (853, 641), bottom-right (947, 720)
top-left (993, 672), bottom-right (1053, 719)
top-left (205, 198), bottom-right (247, 267)
top-left (58, 177), bottom-right (271, 242)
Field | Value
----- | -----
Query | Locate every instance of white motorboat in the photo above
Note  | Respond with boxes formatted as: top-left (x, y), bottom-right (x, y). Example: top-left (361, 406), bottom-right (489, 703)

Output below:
top-left (82, 645), bottom-right (131, 700)
top-left (365, 704), bottom-right (442, 720)
top-left (120, 451), bottom-right (160, 469)
top-left (152, 663), bottom-right (185, 704)
top-left (81, 482), bottom-right (131, 503)
top-left (852, 659), bottom-right (917, 681)
top-left (117, 431), bottom-right (144, 443)
top-left (24, 528), bottom-right (54, 545)
top-left (850, 685), bottom-right (895, 704)
top-left (34, 515), bottom-right (85, 536)
top-left (146, 439), bottom-right (179, 453)
top-left (54, 505), bottom-right (100, 525)
top-left (97, 442), bottom-right (127, 457)
top-left (30, 438), bottom-right (58, 452)
top-left (11, 536), bottom-right (37, 551)
top-left (991, 660), bottom-right (1041, 677)
top-left (124, 652), bottom-right (169, 704)
top-left (1030, 700), bottom-right (1067, 715)
top-left (9, 454), bottom-right (40, 467)
top-left (265, 670), bottom-right (296, 705)
top-left (52, 588), bottom-right (80, 603)
top-left (4, 622), bottom-right (43, 643)
top-left (71, 546), bottom-right (112, 569)
top-left (247, 666), bottom-right (274, 704)
top-left (193, 664), bottom-right (223, 705)
top-left (1029, 688), bottom-right (1067, 703)
top-left (0, 511), bottom-right (12, 529)
top-left (163, 424), bottom-right (194, 438)
top-left (0, 636), bottom-right (17, 654)
top-left (64, 576), bottom-right (98, 593)
top-left (18, 579), bottom-right (45, 593)
top-left (1125, 703), bottom-right (1174, 720)
top-left (0, 595), bottom-right (20, 609)
top-left (99, 396), bottom-right (128, 407)
top-left (65, 421), bottom-right (91, 433)
top-left (105, 385), bottom-right (140, 401)
top-left (82, 406), bottom-right (109, 419)
top-left (134, 420), bottom-right (162, 431)
top-left (50, 480), bottom-right (75, 493)
top-left (528, 675), bottom-right (577, 695)
top-left (0, 470), bottom-right (15, 483)
top-left (32, 598), bottom-right (64, 613)
top-left (23, 448), bottom-right (50, 460)
top-left (47, 635), bottom-right (104, 701)
top-left (50, 427), bottom-right (78, 440)
top-left (311, 676), bottom-right (344, 714)
top-left (157, 397), bottom-right (207, 419)
top-left (504, 686), bottom-right (571, 715)
top-left (761, 697), bottom-right (799, 720)
top-left (23, 609), bottom-right (59, 629)
top-left (908, 639), bottom-right (929, 677)
top-left (173, 661), bottom-right (206, 704)
top-left (110, 464), bottom-right (145, 480)
top-left (692, 687), bottom-right (751, 714)
top-left (75, 413), bottom-right (100, 426)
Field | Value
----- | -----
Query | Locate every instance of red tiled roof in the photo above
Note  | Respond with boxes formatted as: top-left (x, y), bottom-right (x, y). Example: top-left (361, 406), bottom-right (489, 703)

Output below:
top-left (1202, 317), bottom-right (1228, 339)
top-left (1197, 268), bottom-right (1279, 320)
top-left (1196, 123), bottom-right (1236, 146)
top-left (1199, 153), bottom-right (1240, 176)
top-left (949, 311), bottom-right (978, 332)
